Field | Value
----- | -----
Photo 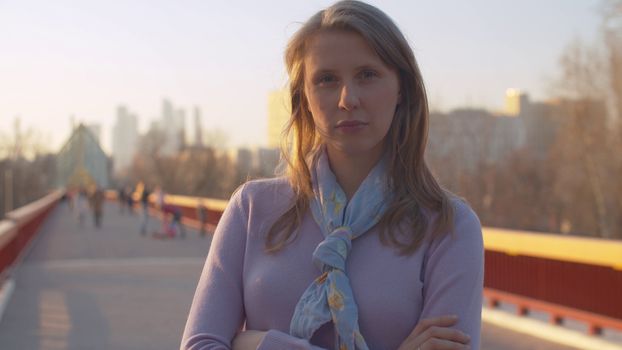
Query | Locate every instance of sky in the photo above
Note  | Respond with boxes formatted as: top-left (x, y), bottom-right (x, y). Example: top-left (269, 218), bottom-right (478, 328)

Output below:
top-left (0, 0), bottom-right (604, 154)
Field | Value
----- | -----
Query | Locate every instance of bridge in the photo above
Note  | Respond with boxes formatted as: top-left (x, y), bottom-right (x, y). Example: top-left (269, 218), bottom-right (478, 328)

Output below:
top-left (0, 191), bottom-right (620, 350)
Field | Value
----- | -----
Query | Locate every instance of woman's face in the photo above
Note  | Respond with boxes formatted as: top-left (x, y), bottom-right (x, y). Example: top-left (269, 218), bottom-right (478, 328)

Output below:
top-left (303, 30), bottom-right (400, 159)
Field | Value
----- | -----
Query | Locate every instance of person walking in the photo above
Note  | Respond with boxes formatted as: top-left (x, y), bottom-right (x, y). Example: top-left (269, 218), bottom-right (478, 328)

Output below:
top-left (197, 200), bottom-right (209, 237)
top-left (118, 186), bottom-right (126, 214)
top-left (76, 188), bottom-right (88, 227)
top-left (90, 185), bottom-right (104, 228)
top-left (140, 185), bottom-right (151, 235)
top-left (126, 185), bottom-right (135, 215)
top-left (163, 203), bottom-right (185, 239)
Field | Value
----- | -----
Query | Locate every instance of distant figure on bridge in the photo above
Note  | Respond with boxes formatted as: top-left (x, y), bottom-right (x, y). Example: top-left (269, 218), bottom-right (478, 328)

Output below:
top-left (152, 203), bottom-right (185, 239)
top-left (139, 185), bottom-right (151, 235)
top-left (165, 204), bottom-right (185, 239)
top-left (117, 186), bottom-right (127, 214)
top-left (62, 189), bottom-right (74, 212)
top-left (89, 185), bottom-right (104, 228)
top-left (154, 185), bottom-right (165, 210)
top-left (125, 185), bottom-right (135, 215)
top-left (75, 188), bottom-right (88, 227)
top-left (181, 2), bottom-right (484, 350)
top-left (196, 199), bottom-right (209, 237)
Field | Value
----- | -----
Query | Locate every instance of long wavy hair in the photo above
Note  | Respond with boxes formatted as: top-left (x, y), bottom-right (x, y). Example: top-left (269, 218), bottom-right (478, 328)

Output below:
top-left (266, 0), bottom-right (454, 255)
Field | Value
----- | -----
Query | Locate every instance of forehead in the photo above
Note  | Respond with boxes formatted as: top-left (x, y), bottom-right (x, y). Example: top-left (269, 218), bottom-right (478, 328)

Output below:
top-left (303, 30), bottom-right (383, 72)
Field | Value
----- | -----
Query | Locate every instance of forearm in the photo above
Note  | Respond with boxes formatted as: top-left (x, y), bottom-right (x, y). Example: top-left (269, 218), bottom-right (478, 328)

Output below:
top-left (232, 331), bottom-right (266, 350)
top-left (233, 330), bottom-right (326, 350)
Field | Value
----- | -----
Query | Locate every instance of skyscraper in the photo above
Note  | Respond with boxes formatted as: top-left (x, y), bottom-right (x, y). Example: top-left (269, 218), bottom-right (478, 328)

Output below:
top-left (159, 98), bottom-right (186, 155)
top-left (194, 106), bottom-right (203, 147)
top-left (505, 88), bottom-right (529, 117)
top-left (176, 108), bottom-right (186, 150)
top-left (112, 105), bottom-right (138, 173)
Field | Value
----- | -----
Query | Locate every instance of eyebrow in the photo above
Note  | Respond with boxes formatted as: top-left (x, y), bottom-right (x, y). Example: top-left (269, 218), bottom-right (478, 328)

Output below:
top-left (309, 64), bottom-right (382, 76)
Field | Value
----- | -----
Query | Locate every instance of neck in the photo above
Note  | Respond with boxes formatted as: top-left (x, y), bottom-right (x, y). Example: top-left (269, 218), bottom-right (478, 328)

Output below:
top-left (326, 146), bottom-right (384, 200)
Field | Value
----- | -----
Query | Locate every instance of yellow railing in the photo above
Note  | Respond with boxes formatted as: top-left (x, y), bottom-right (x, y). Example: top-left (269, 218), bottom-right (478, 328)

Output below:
top-left (107, 190), bottom-right (622, 270)
top-left (483, 227), bottom-right (622, 270)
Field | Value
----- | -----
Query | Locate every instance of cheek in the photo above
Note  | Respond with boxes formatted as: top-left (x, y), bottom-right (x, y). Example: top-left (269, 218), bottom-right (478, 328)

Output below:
top-left (307, 91), bottom-right (336, 127)
top-left (365, 87), bottom-right (399, 123)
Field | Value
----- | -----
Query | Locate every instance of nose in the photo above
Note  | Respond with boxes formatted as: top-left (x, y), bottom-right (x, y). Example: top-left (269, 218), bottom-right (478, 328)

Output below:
top-left (338, 83), bottom-right (360, 111)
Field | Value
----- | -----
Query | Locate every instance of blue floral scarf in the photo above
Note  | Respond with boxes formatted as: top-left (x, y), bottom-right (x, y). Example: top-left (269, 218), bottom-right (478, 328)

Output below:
top-left (290, 148), bottom-right (391, 350)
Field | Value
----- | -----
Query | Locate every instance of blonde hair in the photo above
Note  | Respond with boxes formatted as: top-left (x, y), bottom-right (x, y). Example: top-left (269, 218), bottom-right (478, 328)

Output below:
top-left (267, 0), bottom-right (454, 254)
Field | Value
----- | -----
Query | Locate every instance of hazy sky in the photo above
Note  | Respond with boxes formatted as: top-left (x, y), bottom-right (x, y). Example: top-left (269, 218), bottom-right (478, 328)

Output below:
top-left (0, 0), bottom-right (603, 153)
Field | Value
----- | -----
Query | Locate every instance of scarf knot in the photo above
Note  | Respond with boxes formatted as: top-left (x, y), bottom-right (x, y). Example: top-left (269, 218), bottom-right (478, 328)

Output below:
top-left (290, 148), bottom-right (390, 350)
top-left (313, 227), bottom-right (352, 272)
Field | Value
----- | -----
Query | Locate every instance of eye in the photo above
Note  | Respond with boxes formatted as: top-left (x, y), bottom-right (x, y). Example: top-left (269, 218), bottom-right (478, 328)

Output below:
top-left (315, 74), bottom-right (338, 86)
top-left (359, 69), bottom-right (378, 80)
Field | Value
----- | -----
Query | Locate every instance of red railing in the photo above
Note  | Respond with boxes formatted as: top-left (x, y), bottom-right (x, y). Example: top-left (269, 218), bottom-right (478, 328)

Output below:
top-left (483, 228), bottom-right (622, 336)
top-left (0, 191), bottom-right (63, 281)
top-left (484, 288), bottom-right (622, 335)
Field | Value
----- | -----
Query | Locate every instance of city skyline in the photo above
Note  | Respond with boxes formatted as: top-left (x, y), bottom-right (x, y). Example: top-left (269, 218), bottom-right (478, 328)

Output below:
top-left (0, 0), bottom-right (603, 153)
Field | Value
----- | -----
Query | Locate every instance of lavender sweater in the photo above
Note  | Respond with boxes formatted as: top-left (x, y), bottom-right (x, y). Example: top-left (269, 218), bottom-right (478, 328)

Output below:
top-left (181, 178), bottom-right (484, 350)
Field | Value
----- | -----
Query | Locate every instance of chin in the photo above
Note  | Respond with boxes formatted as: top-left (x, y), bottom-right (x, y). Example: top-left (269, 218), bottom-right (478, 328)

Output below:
top-left (329, 140), bottom-right (385, 158)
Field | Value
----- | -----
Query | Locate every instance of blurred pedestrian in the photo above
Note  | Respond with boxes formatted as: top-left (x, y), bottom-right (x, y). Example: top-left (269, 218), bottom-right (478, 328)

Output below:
top-left (63, 188), bottom-right (74, 211)
top-left (89, 185), bottom-right (104, 228)
top-left (164, 204), bottom-right (185, 239)
top-left (154, 185), bottom-right (165, 210)
top-left (140, 185), bottom-right (151, 235)
top-left (126, 185), bottom-right (135, 215)
top-left (152, 203), bottom-right (185, 239)
top-left (196, 199), bottom-right (209, 237)
top-left (76, 188), bottom-right (88, 227)
top-left (118, 186), bottom-right (126, 214)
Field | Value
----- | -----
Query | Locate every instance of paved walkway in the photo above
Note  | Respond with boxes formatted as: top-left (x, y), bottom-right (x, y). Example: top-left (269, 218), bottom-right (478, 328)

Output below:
top-left (0, 201), bottom-right (583, 349)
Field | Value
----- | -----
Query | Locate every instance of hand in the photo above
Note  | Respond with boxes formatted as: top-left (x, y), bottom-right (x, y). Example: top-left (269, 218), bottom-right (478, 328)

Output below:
top-left (232, 330), bottom-right (267, 350)
top-left (397, 315), bottom-right (471, 350)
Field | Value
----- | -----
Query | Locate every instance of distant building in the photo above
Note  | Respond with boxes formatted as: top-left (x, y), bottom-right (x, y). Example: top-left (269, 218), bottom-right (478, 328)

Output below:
top-left (177, 108), bottom-right (187, 149)
top-left (428, 92), bottom-right (577, 171)
top-left (488, 113), bottom-right (526, 162)
top-left (111, 106), bottom-right (138, 173)
top-left (160, 99), bottom-right (186, 155)
top-left (428, 108), bottom-right (494, 172)
top-left (235, 148), bottom-right (254, 182)
top-left (504, 88), bottom-right (529, 117)
top-left (86, 123), bottom-right (102, 144)
top-left (428, 105), bottom-right (530, 171)
top-left (520, 99), bottom-right (563, 158)
top-left (257, 147), bottom-right (280, 177)
top-left (194, 106), bottom-right (203, 147)
top-left (267, 90), bottom-right (291, 149)
top-left (57, 124), bottom-right (110, 188)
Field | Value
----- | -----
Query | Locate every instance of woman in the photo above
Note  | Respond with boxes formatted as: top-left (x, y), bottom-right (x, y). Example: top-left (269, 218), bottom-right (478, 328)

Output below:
top-left (181, 1), bottom-right (483, 349)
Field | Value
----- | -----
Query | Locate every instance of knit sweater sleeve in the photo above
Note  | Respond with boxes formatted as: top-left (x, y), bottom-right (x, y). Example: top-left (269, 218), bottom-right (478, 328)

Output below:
top-left (419, 199), bottom-right (484, 349)
top-left (180, 183), bottom-right (325, 350)
top-left (180, 186), bottom-right (249, 350)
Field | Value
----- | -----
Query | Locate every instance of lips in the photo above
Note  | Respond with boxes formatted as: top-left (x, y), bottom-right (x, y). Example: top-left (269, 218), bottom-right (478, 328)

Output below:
top-left (335, 120), bottom-right (368, 128)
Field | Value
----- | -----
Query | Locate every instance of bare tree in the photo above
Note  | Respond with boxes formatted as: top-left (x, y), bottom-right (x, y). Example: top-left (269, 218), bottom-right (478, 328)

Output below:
top-left (549, 22), bottom-right (621, 238)
top-left (0, 118), bottom-right (55, 217)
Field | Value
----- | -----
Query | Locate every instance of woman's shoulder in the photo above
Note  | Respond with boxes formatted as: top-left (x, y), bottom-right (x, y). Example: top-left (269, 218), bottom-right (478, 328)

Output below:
top-left (446, 194), bottom-right (483, 243)
top-left (423, 194), bottom-right (483, 262)
top-left (237, 177), bottom-right (292, 198)
top-left (231, 177), bottom-right (295, 209)
top-left (448, 195), bottom-right (480, 227)
top-left (227, 177), bottom-right (296, 228)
